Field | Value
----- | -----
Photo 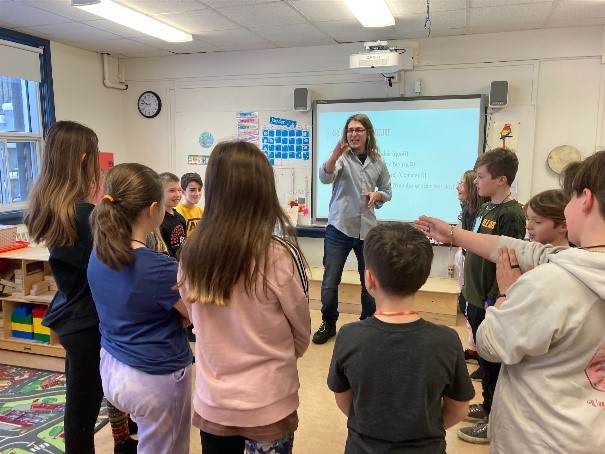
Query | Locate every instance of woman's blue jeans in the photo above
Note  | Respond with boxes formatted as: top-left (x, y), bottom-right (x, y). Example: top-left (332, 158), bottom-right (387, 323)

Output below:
top-left (320, 224), bottom-right (375, 322)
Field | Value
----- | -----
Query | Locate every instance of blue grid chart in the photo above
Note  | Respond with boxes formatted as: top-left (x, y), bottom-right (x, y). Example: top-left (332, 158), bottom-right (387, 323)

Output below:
top-left (261, 126), bottom-right (310, 167)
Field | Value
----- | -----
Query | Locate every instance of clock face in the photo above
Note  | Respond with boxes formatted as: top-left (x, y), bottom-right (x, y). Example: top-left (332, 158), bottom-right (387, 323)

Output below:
top-left (137, 91), bottom-right (161, 118)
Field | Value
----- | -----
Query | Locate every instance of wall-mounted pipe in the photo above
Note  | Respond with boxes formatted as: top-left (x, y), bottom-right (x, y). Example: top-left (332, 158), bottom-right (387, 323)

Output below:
top-left (102, 53), bottom-right (128, 90)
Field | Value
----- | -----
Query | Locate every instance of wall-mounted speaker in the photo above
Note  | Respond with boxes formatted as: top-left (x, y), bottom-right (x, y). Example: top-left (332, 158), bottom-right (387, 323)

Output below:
top-left (294, 87), bottom-right (311, 112)
top-left (489, 81), bottom-right (508, 108)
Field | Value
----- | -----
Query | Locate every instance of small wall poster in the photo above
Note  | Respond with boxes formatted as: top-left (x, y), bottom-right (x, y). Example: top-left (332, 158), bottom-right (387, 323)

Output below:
top-left (188, 155), bottom-right (209, 165)
top-left (261, 124), bottom-right (310, 167)
top-left (237, 111), bottom-right (259, 143)
top-left (490, 121), bottom-right (520, 151)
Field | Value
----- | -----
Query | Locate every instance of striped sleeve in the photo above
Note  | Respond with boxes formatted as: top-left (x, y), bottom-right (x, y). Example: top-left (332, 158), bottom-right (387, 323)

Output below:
top-left (273, 236), bottom-right (308, 297)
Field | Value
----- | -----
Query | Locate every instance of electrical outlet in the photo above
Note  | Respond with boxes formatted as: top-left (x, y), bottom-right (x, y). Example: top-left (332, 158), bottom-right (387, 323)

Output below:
top-left (447, 263), bottom-right (454, 278)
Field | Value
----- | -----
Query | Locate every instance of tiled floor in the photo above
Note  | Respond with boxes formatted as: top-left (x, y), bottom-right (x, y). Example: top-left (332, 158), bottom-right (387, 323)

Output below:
top-left (0, 310), bottom-right (489, 453)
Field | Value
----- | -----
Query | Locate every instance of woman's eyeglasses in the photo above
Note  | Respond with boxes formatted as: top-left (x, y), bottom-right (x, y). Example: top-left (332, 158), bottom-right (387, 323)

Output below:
top-left (346, 128), bottom-right (366, 134)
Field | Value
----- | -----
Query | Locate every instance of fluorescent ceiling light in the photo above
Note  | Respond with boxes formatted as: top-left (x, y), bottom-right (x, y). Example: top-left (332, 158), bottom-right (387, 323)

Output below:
top-left (344, 0), bottom-right (395, 28)
top-left (72, 0), bottom-right (192, 42)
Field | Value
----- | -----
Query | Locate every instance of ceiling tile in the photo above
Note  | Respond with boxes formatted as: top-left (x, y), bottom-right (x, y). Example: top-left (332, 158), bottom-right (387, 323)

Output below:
top-left (20, 0), bottom-right (108, 21)
top-left (288, 0), bottom-right (355, 22)
top-left (27, 22), bottom-right (121, 41)
top-left (119, 0), bottom-right (207, 14)
top-left (83, 19), bottom-right (150, 38)
top-left (201, 0), bottom-right (275, 7)
top-left (393, 10), bottom-right (466, 33)
top-left (469, 0), bottom-right (555, 6)
top-left (218, 41), bottom-right (278, 52)
top-left (252, 22), bottom-right (328, 42)
top-left (469, 22), bottom-right (544, 35)
top-left (217, 2), bottom-right (308, 27)
top-left (314, 20), bottom-right (400, 43)
top-left (550, 0), bottom-right (605, 20)
top-left (189, 27), bottom-right (269, 47)
top-left (470, 3), bottom-right (552, 27)
top-left (63, 37), bottom-right (162, 54)
top-left (387, 0), bottom-right (467, 15)
top-left (134, 36), bottom-right (221, 53)
top-left (0, 1), bottom-right (72, 27)
top-left (157, 8), bottom-right (240, 33)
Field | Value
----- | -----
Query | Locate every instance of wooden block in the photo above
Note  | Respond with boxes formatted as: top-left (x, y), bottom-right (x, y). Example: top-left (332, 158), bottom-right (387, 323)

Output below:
top-left (0, 279), bottom-right (16, 288)
top-left (31, 281), bottom-right (49, 292)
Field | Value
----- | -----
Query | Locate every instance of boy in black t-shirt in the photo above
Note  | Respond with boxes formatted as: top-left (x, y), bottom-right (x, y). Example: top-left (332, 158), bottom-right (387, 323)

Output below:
top-left (158, 172), bottom-right (186, 258)
top-left (327, 223), bottom-right (474, 453)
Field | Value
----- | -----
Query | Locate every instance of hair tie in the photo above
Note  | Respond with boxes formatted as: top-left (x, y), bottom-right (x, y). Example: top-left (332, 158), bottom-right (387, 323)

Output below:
top-left (103, 194), bottom-right (115, 203)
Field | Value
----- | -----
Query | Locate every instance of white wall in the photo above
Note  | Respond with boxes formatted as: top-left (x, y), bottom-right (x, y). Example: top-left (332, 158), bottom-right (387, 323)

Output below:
top-left (51, 26), bottom-right (605, 276)
top-left (50, 43), bottom-right (125, 159)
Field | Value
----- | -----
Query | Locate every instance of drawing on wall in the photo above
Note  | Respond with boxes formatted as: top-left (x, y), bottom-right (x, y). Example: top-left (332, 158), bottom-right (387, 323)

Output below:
top-left (198, 131), bottom-right (214, 148)
top-left (491, 121), bottom-right (520, 151)
top-left (95, 152), bottom-right (114, 202)
top-left (188, 155), bottom-right (209, 165)
top-left (261, 117), bottom-right (310, 167)
top-left (237, 111), bottom-right (259, 143)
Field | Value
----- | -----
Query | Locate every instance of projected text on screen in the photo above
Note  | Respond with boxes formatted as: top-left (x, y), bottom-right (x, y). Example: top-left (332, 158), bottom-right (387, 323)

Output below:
top-left (313, 96), bottom-right (486, 224)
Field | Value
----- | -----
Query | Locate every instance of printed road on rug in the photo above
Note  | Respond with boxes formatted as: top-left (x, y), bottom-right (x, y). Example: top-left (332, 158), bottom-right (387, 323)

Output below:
top-left (0, 363), bottom-right (108, 453)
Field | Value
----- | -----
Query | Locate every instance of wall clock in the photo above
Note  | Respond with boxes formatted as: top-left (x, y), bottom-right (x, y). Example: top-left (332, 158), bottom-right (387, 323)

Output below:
top-left (137, 91), bottom-right (161, 118)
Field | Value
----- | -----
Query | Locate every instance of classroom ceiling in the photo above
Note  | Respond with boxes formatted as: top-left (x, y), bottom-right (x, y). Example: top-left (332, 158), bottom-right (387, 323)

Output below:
top-left (1, 0), bottom-right (605, 58)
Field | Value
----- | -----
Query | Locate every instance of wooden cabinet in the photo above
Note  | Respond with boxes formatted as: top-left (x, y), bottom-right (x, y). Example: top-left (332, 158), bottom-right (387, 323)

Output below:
top-left (0, 246), bottom-right (64, 357)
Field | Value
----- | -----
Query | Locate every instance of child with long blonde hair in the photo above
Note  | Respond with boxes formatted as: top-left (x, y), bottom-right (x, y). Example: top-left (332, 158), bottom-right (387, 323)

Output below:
top-left (24, 121), bottom-right (135, 453)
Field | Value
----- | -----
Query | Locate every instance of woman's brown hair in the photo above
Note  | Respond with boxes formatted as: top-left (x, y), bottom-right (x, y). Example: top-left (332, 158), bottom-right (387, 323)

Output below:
top-left (459, 169), bottom-right (489, 220)
top-left (178, 140), bottom-right (305, 306)
top-left (340, 113), bottom-right (381, 162)
top-left (24, 121), bottom-right (100, 247)
top-left (90, 163), bottom-right (162, 270)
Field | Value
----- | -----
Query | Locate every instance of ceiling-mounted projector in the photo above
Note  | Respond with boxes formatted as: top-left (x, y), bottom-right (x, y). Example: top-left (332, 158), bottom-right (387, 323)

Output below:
top-left (349, 40), bottom-right (413, 74)
top-left (350, 52), bottom-right (403, 74)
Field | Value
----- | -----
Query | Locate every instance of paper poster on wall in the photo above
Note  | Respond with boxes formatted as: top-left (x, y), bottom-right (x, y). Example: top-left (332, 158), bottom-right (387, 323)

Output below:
top-left (489, 121), bottom-right (521, 198)
top-left (95, 152), bottom-right (114, 203)
top-left (198, 131), bottom-right (214, 149)
top-left (237, 111), bottom-right (259, 143)
top-left (188, 155), bottom-right (209, 165)
top-left (490, 121), bottom-right (520, 151)
top-left (261, 124), bottom-right (310, 167)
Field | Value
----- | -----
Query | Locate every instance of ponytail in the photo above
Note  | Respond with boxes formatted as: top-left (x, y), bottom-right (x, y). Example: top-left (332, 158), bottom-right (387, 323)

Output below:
top-left (90, 163), bottom-right (163, 271)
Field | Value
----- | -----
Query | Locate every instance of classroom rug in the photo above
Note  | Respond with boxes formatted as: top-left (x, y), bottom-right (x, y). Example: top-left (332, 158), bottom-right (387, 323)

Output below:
top-left (0, 364), bottom-right (108, 454)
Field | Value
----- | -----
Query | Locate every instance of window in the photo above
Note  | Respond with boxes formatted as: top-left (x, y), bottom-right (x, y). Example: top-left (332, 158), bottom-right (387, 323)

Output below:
top-left (0, 29), bottom-right (55, 218)
top-left (0, 77), bottom-right (42, 205)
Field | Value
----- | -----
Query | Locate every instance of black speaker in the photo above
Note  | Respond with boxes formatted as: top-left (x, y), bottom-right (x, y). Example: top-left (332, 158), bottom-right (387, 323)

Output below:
top-left (294, 88), bottom-right (310, 112)
top-left (489, 81), bottom-right (508, 108)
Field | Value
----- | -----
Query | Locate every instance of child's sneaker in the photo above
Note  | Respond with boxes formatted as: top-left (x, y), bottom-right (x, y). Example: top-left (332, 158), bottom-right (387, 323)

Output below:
top-left (464, 349), bottom-right (478, 364)
top-left (458, 420), bottom-right (490, 444)
top-left (465, 403), bottom-right (488, 422)
top-left (470, 366), bottom-right (484, 381)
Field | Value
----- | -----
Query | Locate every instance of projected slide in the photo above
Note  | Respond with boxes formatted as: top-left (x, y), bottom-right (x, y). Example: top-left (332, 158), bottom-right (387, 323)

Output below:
top-left (313, 96), bottom-right (485, 224)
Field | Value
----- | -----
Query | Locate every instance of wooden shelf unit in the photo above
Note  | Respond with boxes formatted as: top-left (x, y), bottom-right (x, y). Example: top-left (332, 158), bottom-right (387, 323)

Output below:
top-left (0, 246), bottom-right (64, 357)
top-left (309, 266), bottom-right (460, 326)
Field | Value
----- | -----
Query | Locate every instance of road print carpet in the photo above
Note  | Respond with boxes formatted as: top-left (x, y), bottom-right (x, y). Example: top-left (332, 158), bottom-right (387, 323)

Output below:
top-left (0, 363), bottom-right (108, 453)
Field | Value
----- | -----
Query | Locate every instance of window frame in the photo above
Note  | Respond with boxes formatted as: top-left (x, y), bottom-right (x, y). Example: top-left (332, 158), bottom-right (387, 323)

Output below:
top-left (0, 27), bottom-right (55, 223)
